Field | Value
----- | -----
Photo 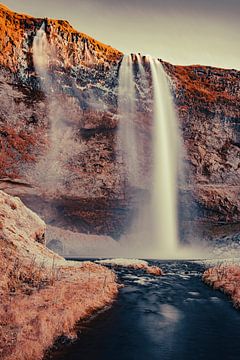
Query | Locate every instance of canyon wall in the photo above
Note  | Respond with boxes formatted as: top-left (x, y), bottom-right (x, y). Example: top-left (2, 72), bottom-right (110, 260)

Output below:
top-left (0, 4), bottom-right (239, 237)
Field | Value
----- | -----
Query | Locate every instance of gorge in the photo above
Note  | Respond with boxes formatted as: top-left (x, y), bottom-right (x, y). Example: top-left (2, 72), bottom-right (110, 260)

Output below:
top-left (0, 3), bottom-right (240, 360)
top-left (0, 4), bottom-right (239, 253)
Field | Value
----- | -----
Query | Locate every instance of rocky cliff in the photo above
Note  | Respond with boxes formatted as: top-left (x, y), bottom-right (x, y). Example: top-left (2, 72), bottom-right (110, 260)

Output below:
top-left (0, 3), bottom-right (239, 238)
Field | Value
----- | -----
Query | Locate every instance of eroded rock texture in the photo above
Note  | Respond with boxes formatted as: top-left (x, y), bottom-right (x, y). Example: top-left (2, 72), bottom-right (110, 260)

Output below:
top-left (0, 4), bottom-right (239, 237)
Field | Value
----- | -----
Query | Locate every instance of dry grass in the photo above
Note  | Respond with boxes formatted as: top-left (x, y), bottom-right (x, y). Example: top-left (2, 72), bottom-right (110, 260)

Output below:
top-left (0, 256), bottom-right (118, 360)
top-left (0, 250), bottom-right (61, 358)
top-left (203, 265), bottom-right (240, 308)
top-left (0, 190), bottom-right (119, 360)
top-left (4, 255), bottom-right (60, 296)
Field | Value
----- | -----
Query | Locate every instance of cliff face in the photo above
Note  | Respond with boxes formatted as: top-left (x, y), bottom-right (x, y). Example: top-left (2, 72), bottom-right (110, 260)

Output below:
top-left (164, 63), bottom-right (240, 224)
top-left (0, 4), bottom-right (122, 73)
top-left (0, 4), bottom-right (239, 237)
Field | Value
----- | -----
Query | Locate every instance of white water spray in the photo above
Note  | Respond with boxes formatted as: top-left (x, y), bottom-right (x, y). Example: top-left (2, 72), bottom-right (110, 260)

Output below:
top-left (135, 53), bottom-right (146, 78)
top-left (32, 23), bottom-right (49, 80)
top-left (148, 56), bottom-right (180, 257)
top-left (32, 24), bottom-right (76, 193)
top-left (83, 41), bottom-right (93, 65)
top-left (117, 54), bottom-right (182, 258)
top-left (118, 54), bottom-right (140, 186)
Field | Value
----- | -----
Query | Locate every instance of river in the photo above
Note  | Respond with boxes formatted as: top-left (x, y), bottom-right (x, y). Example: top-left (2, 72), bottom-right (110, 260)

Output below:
top-left (48, 260), bottom-right (240, 360)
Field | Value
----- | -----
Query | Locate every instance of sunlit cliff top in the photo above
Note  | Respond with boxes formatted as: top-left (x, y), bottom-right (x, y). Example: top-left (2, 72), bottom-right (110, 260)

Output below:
top-left (0, 2), bottom-right (123, 72)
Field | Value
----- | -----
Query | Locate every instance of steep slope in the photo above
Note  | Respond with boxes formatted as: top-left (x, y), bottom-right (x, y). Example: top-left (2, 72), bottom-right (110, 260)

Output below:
top-left (0, 3), bottom-right (239, 238)
top-left (0, 190), bottom-right (118, 359)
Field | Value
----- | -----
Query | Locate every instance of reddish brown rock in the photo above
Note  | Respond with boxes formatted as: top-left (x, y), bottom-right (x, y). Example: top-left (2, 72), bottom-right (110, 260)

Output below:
top-left (203, 265), bottom-right (240, 309)
top-left (0, 4), bottom-right (122, 73)
top-left (0, 4), bottom-right (239, 237)
top-left (146, 265), bottom-right (164, 276)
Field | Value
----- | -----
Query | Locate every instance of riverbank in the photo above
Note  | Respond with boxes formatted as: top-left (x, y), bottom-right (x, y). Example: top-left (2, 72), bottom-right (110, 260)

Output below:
top-left (203, 264), bottom-right (240, 309)
top-left (0, 190), bottom-right (118, 360)
top-left (46, 261), bottom-right (240, 360)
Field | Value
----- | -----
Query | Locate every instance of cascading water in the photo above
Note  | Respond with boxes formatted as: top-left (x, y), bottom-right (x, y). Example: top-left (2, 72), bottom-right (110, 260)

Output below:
top-left (32, 23), bottom-right (49, 81)
top-left (32, 24), bottom-right (74, 193)
top-left (117, 54), bottom-right (140, 186)
top-left (135, 53), bottom-right (146, 79)
top-left (83, 40), bottom-right (93, 65)
top-left (148, 56), bottom-right (180, 256)
top-left (32, 25), bottom-right (196, 258)
top-left (117, 54), bottom-right (181, 258)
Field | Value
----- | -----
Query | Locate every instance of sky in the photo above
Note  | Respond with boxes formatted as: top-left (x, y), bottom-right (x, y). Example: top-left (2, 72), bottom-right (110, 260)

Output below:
top-left (2, 0), bottom-right (240, 70)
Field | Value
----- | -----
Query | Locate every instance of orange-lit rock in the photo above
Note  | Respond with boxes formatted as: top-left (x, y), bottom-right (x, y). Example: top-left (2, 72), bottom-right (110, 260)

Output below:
top-left (146, 265), bottom-right (164, 276)
top-left (0, 3), bottom-right (122, 74)
top-left (203, 265), bottom-right (240, 309)
top-left (0, 3), bottom-right (239, 237)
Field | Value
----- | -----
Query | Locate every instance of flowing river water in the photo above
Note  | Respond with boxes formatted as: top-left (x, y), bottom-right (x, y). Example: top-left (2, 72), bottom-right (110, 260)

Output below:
top-left (47, 260), bottom-right (240, 360)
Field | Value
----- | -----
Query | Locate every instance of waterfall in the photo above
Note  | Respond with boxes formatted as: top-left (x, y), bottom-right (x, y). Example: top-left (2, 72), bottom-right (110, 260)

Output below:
top-left (32, 24), bottom-right (195, 258)
top-left (83, 41), bottom-right (93, 65)
top-left (32, 23), bottom-right (49, 80)
top-left (117, 54), bottom-right (181, 258)
top-left (31, 23), bottom-right (75, 193)
top-left (148, 56), bottom-right (180, 257)
top-left (135, 53), bottom-right (146, 78)
top-left (117, 54), bottom-right (140, 186)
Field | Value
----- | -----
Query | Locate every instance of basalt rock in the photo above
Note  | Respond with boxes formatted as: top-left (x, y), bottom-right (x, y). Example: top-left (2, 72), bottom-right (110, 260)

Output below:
top-left (0, 3), bottom-right (239, 237)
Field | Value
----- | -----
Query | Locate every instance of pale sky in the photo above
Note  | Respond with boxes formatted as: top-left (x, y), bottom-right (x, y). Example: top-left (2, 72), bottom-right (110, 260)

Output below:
top-left (2, 0), bottom-right (240, 70)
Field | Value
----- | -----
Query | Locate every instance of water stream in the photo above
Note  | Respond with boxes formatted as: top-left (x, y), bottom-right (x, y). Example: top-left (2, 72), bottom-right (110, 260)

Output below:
top-left (47, 261), bottom-right (240, 360)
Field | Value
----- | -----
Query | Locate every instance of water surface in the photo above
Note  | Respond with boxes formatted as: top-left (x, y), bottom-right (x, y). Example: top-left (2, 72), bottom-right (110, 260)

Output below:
top-left (48, 261), bottom-right (240, 360)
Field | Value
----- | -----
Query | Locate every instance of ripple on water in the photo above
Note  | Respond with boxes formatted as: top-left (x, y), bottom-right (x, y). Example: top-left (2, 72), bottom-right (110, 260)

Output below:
top-left (49, 260), bottom-right (240, 360)
top-left (159, 304), bottom-right (183, 322)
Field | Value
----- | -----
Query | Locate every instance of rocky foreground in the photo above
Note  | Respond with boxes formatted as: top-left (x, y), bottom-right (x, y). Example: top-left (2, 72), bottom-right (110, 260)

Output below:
top-left (0, 190), bottom-right (118, 360)
top-left (0, 3), bottom-right (239, 239)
